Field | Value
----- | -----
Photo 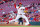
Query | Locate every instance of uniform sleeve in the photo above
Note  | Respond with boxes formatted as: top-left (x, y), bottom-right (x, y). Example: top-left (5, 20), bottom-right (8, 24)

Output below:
top-left (14, 3), bottom-right (18, 9)
top-left (25, 8), bottom-right (28, 10)
top-left (14, 3), bottom-right (16, 8)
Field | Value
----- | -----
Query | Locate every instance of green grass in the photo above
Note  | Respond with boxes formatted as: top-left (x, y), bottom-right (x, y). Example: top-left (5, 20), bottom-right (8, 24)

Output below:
top-left (0, 26), bottom-right (40, 27)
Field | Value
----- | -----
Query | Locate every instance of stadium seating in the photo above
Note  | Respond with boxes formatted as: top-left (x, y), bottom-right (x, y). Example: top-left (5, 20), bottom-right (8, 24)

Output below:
top-left (0, 0), bottom-right (40, 22)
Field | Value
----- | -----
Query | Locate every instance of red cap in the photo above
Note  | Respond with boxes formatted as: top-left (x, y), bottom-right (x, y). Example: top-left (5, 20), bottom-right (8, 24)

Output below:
top-left (19, 3), bottom-right (22, 4)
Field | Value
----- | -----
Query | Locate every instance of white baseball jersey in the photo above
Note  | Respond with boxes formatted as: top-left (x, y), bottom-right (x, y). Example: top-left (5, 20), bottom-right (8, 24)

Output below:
top-left (16, 6), bottom-right (25, 14)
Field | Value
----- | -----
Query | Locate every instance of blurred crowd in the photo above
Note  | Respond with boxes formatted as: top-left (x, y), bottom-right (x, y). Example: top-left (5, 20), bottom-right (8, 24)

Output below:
top-left (0, 0), bottom-right (40, 22)
top-left (0, 11), bottom-right (16, 22)
top-left (0, 0), bottom-right (14, 5)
